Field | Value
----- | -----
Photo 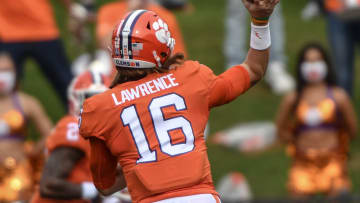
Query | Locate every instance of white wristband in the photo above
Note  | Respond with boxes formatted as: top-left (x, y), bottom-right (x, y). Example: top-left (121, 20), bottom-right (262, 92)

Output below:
top-left (250, 23), bottom-right (271, 50)
top-left (81, 182), bottom-right (98, 200)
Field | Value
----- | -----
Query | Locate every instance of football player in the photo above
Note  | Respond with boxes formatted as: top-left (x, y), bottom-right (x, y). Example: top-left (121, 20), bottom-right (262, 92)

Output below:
top-left (31, 70), bottom-right (110, 203)
top-left (80, 0), bottom-right (278, 202)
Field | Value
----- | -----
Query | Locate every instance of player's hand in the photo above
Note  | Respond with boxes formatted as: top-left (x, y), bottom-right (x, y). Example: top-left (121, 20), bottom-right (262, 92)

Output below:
top-left (242, 0), bottom-right (280, 19)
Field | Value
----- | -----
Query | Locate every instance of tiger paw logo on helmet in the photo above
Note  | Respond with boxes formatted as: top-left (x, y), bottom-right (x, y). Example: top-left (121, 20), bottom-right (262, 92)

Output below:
top-left (153, 19), bottom-right (175, 50)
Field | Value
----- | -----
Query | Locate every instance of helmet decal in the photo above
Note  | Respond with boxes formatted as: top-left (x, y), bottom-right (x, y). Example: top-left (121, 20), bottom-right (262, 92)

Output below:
top-left (153, 19), bottom-right (174, 50)
top-left (119, 10), bottom-right (147, 59)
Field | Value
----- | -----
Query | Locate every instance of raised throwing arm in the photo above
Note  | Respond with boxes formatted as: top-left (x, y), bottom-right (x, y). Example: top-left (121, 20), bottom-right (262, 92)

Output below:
top-left (241, 0), bottom-right (280, 86)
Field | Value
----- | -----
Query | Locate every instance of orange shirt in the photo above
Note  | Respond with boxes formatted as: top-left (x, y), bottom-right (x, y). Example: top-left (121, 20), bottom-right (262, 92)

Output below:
top-left (97, 1), bottom-right (187, 56)
top-left (31, 115), bottom-right (91, 203)
top-left (0, 0), bottom-right (59, 42)
top-left (325, 0), bottom-right (360, 12)
top-left (80, 61), bottom-right (250, 203)
top-left (325, 0), bottom-right (343, 12)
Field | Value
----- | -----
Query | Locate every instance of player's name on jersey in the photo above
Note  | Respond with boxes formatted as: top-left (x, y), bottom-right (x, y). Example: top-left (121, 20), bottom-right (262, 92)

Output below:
top-left (112, 73), bottom-right (179, 106)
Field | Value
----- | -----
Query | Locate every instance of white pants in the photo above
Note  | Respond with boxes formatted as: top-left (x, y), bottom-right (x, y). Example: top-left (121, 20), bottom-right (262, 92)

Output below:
top-left (154, 194), bottom-right (221, 203)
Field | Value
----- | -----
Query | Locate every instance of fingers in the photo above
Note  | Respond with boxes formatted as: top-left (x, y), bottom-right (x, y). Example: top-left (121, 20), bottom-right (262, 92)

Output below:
top-left (242, 0), bottom-right (279, 18)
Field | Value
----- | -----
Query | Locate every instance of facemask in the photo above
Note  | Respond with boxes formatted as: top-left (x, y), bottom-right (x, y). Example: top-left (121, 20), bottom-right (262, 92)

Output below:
top-left (301, 61), bottom-right (327, 83)
top-left (0, 71), bottom-right (15, 95)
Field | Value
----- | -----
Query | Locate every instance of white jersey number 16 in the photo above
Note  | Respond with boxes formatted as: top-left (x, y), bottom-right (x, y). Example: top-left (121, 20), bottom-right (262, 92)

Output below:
top-left (121, 93), bottom-right (195, 164)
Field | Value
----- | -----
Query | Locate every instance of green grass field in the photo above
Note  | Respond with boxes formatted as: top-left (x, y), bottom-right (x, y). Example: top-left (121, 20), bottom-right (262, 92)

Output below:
top-left (21, 0), bottom-right (360, 198)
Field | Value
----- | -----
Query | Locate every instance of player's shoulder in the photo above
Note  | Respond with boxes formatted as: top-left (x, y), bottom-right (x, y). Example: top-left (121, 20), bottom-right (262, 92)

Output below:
top-left (177, 60), bottom-right (201, 72)
top-left (47, 115), bottom-right (79, 146)
top-left (86, 88), bottom-right (111, 104)
top-left (51, 115), bottom-right (78, 136)
top-left (81, 89), bottom-right (114, 117)
top-left (172, 60), bottom-right (214, 82)
top-left (48, 115), bottom-right (88, 153)
top-left (183, 60), bottom-right (201, 67)
top-left (176, 60), bottom-right (213, 76)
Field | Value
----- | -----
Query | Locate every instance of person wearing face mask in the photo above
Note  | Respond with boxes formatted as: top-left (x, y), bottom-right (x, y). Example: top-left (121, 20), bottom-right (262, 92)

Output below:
top-left (276, 43), bottom-right (357, 199)
top-left (0, 52), bottom-right (53, 202)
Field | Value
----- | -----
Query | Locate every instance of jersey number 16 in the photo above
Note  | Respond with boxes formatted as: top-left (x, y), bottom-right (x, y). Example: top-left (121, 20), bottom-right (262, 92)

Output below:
top-left (120, 93), bottom-right (195, 164)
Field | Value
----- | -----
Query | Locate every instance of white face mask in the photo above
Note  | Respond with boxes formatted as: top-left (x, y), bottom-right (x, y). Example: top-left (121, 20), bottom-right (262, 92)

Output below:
top-left (0, 71), bottom-right (15, 95)
top-left (301, 61), bottom-right (328, 83)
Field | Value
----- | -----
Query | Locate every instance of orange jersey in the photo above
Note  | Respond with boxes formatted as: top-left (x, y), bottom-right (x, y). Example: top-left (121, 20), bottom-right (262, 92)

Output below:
top-left (31, 115), bottom-right (91, 203)
top-left (0, 0), bottom-right (59, 42)
top-left (80, 61), bottom-right (250, 203)
top-left (96, 1), bottom-right (187, 56)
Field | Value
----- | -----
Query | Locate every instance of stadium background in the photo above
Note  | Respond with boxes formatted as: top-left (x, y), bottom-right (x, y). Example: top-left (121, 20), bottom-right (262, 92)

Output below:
top-left (21, 0), bottom-right (360, 198)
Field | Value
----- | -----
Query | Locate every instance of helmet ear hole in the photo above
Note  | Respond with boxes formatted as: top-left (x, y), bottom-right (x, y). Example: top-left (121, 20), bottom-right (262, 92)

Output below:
top-left (160, 52), bottom-right (167, 58)
top-left (147, 22), bottom-right (151, 30)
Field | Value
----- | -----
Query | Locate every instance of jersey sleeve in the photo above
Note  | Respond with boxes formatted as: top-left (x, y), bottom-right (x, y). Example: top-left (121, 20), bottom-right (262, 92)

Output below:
top-left (89, 137), bottom-right (118, 190)
top-left (79, 99), bottom-right (106, 141)
top-left (47, 117), bottom-right (88, 153)
top-left (198, 64), bottom-right (251, 108)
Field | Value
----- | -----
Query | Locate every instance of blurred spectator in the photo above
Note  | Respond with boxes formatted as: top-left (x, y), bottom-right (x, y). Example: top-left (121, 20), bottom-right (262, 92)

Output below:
top-left (30, 69), bottom-right (109, 203)
top-left (90, 0), bottom-right (188, 78)
top-left (224, 0), bottom-right (295, 95)
top-left (68, 0), bottom-right (97, 49)
top-left (302, 0), bottom-right (360, 96)
top-left (0, 53), bottom-right (53, 202)
top-left (276, 43), bottom-right (357, 198)
top-left (0, 0), bottom-right (76, 107)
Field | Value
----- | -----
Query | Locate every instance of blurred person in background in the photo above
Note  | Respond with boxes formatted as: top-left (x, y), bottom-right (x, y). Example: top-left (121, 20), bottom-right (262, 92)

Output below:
top-left (0, 53), bottom-right (53, 202)
top-left (31, 69), bottom-right (110, 203)
top-left (276, 43), bottom-right (357, 199)
top-left (0, 0), bottom-right (92, 107)
top-left (224, 0), bottom-right (295, 95)
top-left (79, 0), bottom-right (279, 201)
top-left (91, 0), bottom-right (188, 78)
top-left (302, 0), bottom-right (360, 96)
